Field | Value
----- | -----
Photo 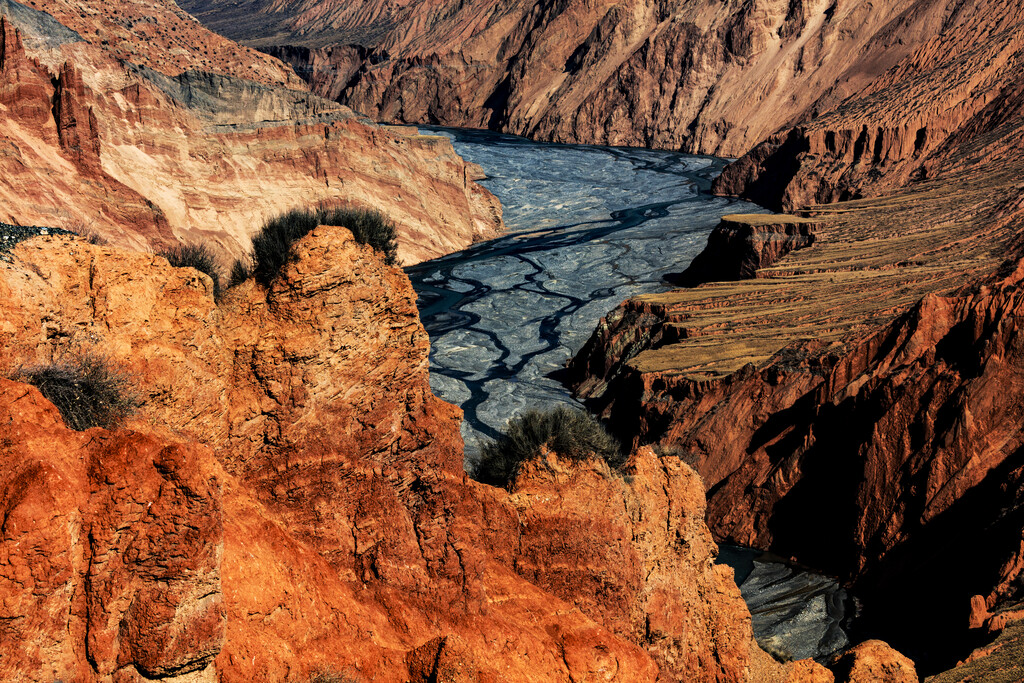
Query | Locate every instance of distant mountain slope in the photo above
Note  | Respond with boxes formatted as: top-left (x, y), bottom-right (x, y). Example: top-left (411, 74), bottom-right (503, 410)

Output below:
top-left (31, 0), bottom-right (305, 87)
top-left (180, 0), bottom-right (987, 157)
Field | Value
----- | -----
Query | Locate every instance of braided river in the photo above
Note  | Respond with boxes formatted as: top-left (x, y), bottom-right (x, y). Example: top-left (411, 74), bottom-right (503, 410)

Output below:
top-left (407, 127), bottom-right (853, 662)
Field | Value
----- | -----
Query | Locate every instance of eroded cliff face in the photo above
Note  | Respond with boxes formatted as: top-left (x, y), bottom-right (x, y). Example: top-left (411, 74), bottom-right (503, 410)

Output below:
top-left (570, 155), bottom-right (1024, 669)
top-left (184, 0), bottom-right (1005, 158)
top-left (0, 0), bottom-right (503, 265)
top-left (0, 231), bottom-right (793, 682)
top-left (714, 2), bottom-right (1024, 209)
top-left (561, 2), bottom-right (1024, 669)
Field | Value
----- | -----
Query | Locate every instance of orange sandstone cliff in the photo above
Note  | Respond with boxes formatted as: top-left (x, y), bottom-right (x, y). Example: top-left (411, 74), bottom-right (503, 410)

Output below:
top-left (0, 229), bottom-right (825, 682)
top-left (0, 0), bottom-right (502, 264)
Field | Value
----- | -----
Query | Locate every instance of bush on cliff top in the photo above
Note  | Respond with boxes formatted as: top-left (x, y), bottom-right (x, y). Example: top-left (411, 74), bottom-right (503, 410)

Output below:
top-left (474, 405), bottom-right (624, 488)
top-left (13, 352), bottom-right (141, 431)
top-left (159, 243), bottom-right (223, 300)
top-left (237, 207), bottom-right (399, 288)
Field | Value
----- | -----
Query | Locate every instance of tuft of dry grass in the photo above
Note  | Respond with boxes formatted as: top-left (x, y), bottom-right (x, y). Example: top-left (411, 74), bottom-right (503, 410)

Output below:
top-left (12, 352), bottom-right (141, 431)
top-left (475, 405), bottom-right (623, 488)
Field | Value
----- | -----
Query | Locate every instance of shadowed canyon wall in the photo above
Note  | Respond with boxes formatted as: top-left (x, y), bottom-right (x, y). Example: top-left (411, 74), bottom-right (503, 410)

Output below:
top-left (568, 4), bottom-right (1024, 674)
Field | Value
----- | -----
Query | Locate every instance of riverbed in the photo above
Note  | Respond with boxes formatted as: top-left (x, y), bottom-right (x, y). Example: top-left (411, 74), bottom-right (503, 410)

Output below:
top-left (406, 127), bottom-right (852, 662)
top-left (407, 127), bottom-right (765, 464)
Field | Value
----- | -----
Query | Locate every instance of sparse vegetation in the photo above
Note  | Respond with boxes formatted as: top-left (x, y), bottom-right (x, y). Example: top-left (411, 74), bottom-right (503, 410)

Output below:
top-left (228, 256), bottom-right (253, 288)
top-left (307, 670), bottom-right (357, 683)
top-left (158, 243), bottom-right (223, 300)
top-left (474, 405), bottom-right (623, 488)
top-left (80, 231), bottom-right (108, 245)
top-left (319, 207), bottom-right (399, 267)
top-left (249, 209), bottom-right (320, 287)
top-left (242, 207), bottom-right (399, 288)
top-left (13, 352), bottom-right (141, 431)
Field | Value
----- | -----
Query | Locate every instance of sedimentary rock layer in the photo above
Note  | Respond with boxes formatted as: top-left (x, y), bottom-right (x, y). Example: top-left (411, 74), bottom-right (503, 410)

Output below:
top-left (668, 213), bottom-right (819, 286)
top-left (566, 4), bottom-right (1024, 670)
top-left (714, 2), bottom-right (1024, 209)
top-left (0, 0), bottom-right (503, 264)
top-left (571, 153), bottom-right (1024, 668)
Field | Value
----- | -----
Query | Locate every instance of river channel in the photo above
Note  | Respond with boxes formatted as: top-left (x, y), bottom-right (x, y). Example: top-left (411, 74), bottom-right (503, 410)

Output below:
top-left (407, 127), bottom-right (764, 462)
top-left (406, 127), bottom-right (853, 661)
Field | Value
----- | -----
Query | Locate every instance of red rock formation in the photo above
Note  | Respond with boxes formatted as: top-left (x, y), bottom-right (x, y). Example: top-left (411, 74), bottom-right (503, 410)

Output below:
top-left (53, 60), bottom-right (101, 168)
top-left (0, 231), bottom-right (783, 682)
top-left (0, 16), bottom-right (52, 124)
top-left (571, 246), bottom-right (1024, 669)
top-left (559, 5), bottom-right (1024, 668)
top-left (508, 447), bottom-right (754, 680)
top-left (829, 641), bottom-right (918, 683)
top-left (0, 1), bottom-right (503, 264)
top-left (669, 213), bottom-right (819, 286)
top-left (0, 378), bottom-right (225, 681)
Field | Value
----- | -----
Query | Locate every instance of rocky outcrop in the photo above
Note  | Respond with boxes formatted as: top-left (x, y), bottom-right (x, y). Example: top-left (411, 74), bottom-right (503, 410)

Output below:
top-left (715, 4), bottom-right (1024, 209)
top-left (508, 448), bottom-right (754, 680)
top-left (0, 378), bottom-right (225, 682)
top-left (0, 231), bottom-right (785, 681)
top-left (568, 125), bottom-right (1024, 670)
top-left (0, 0), bottom-right (503, 264)
top-left (830, 641), bottom-right (919, 683)
top-left (669, 214), bottom-right (818, 286)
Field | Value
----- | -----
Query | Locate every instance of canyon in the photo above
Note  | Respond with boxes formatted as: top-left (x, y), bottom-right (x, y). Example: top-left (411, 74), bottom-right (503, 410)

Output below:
top-left (2, 0), bottom-right (1023, 679)
top-left (1, 228), bottom-right (848, 682)
top-left (566, 2), bottom-right (1024, 678)
top-left (182, 0), bottom-right (1012, 159)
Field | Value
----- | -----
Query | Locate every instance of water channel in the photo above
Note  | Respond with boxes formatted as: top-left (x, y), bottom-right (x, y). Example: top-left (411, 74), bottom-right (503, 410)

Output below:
top-left (406, 127), bottom-right (853, 661)
top-left (407, 127), bottom-right (763, 462)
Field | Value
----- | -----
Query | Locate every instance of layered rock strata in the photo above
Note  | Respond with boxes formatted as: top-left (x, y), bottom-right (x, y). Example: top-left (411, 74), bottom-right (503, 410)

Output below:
top-left (570, 158), bottom-right (1024, 669)
top-left (714, 3), bottom-right (1024, 209)
top-left (669, 213), bottom-right (819, 286)
top-left (1, 230), bottom-right (782, 682)
top-left (0, 0), bottom-right (503, 264)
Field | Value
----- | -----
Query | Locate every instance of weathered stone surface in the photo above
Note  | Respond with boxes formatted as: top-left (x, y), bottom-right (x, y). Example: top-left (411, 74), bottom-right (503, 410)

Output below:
top-left (567, 17), bottom-right (1024, 660)
top-left (830, 640), bottom-right (919, 683)
top-left (0, 230), bottom-right (786, 681)
top-left (669, 213), bottom-right (819, 286)
top-left (0, 378), bottom-right (225, 683)
top-left (508, 447), bottom-right (754, 681)
top-left (0, 0), bottom-right (503, 264)
top-left (715, 3), bottom-right (1024, 209)
top-left (184, 0), bottom-right (1004, 160)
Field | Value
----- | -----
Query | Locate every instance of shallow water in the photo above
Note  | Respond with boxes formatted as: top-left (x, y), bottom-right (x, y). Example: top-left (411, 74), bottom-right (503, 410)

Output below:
top-left (718, 545), bottom-right (853, 661)
top-left (406, 127), bottom-right (766, 465)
